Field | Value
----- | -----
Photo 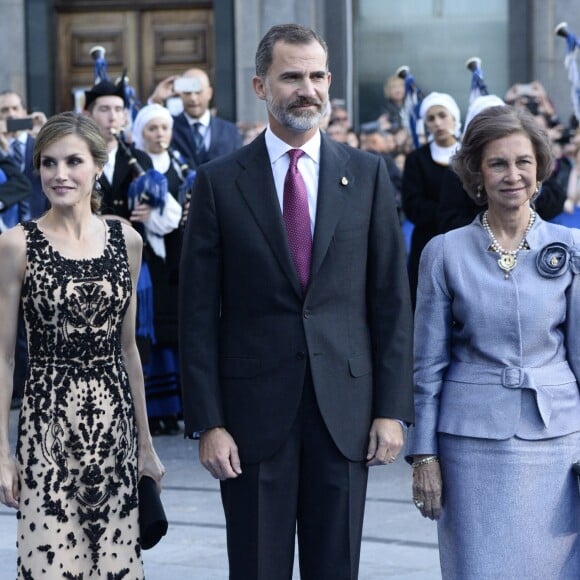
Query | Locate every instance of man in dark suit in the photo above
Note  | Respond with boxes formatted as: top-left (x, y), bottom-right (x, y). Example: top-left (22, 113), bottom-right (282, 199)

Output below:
top-left (0, 154), bottom-right (31, 230)
top-left (179, 24), bottom-right (414, 580)
top-left (0, 90), bottom-right (47, 218)
top-left (149, 67), bottom-right (242, 168)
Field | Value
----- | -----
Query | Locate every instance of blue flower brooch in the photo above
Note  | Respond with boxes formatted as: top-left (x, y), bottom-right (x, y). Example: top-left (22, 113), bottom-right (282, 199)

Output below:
top-left (536, 242), bottom-right (580, 277)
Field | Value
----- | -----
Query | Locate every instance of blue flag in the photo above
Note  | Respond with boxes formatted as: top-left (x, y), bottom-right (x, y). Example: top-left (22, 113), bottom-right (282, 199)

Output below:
top-left (563, 31), bottom-right (580, 121)
top-left (467, 58), bottom-right (489, 104)
top-left (400, 69), bottom-right (423, 150)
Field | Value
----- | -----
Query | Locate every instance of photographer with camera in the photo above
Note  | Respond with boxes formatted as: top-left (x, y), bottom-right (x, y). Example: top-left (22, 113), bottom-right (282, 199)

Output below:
top-left (0, 91), bottom-right (47, 219)
top-left (149, 68), bottom-right (242, 169)
top-left (504, 80), bottom-right (560, 126)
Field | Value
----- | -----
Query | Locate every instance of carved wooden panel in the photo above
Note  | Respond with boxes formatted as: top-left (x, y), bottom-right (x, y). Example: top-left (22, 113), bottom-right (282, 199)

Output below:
top-left (56, 8), bottom-right (214, 111)
top-left (57, 12), bottom-right (138, 111)
top-left (140, 10), bottom-right (214, 98)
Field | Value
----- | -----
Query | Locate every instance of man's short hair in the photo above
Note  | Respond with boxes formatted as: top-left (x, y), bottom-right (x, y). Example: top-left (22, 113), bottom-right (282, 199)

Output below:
top-left (255, 23), bottom-right (328, 78)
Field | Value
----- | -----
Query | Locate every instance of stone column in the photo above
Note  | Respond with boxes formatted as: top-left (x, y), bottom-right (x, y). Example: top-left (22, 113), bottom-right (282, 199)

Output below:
top-left (0, 0), bottom-right (27, 97)
top-left (531, 0), bottom-right (580, 123)
top-left (234, 0), bottom-right (324, 126)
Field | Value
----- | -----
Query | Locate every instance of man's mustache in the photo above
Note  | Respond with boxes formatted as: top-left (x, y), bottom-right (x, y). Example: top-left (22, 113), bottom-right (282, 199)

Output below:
top-left (289, 97), bottom-right (322, 109)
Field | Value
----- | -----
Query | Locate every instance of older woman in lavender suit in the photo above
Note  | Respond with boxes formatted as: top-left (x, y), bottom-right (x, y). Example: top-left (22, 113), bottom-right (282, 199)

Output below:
top-left (407, 105), bottom-right (580, 579)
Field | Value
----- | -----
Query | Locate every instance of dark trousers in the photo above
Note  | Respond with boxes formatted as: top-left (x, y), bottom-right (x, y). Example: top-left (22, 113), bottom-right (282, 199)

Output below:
top-left (220, 372), bottom-right (369, 580)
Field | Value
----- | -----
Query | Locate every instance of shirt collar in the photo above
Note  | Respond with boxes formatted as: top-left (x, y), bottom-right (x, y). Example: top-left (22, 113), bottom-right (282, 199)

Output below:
top-left (264, 126), bottom-right (321, 165)
top-left (10, 132), bottom-right (27, 147)
top-left (184, 109), bottom-right (211, 128)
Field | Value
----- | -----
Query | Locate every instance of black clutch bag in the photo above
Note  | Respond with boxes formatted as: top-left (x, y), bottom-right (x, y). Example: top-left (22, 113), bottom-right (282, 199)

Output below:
top-left (138, 475), bottom-right (168, 550)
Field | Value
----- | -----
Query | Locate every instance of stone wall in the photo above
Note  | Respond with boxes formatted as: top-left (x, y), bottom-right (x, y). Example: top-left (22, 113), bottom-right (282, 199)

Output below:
top-left (533, 0), bottom-right (580, 124)
top-left (234, 0), bottom-right (324, 126)
top-left (0, 0), bottom-right (27, 99)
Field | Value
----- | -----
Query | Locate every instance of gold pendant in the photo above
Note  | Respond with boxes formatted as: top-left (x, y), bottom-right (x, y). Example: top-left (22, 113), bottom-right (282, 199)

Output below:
top-left (498, 253), bottom-right (516, 279)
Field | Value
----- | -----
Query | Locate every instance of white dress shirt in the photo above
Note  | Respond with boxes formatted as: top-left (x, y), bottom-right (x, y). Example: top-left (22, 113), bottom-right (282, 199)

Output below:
top-left (184, 109), bottom-right (212, 151)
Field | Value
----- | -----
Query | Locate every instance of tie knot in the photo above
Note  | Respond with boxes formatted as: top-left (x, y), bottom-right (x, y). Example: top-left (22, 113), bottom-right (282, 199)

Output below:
top-left (288, 149), bottom-right (304, 169)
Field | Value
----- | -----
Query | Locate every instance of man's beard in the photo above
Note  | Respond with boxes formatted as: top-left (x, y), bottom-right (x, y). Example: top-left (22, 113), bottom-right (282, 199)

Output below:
top-left (267, 93), bottom-right (326, 132)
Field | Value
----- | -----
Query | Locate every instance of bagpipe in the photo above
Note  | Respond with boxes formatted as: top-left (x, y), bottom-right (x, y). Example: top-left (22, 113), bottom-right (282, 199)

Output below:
top-left (109, 128), bottom-right (168, 215)
top-left (555, 22), bottom-right (580, 121)
top-left (465, 57), bottom-right (489, 104)
top-left (89, 45), bottom-right (169, 214)
top-left (89, 46), bottom-right (108, 83)
top-left (163, 142), bottom-right (197, 207)
top-left (89, 45), bottom-right (195, 212)
top-left (89, 45), bottom-right (140, 119)
top-left (396, 65), bottom-right (424, 149)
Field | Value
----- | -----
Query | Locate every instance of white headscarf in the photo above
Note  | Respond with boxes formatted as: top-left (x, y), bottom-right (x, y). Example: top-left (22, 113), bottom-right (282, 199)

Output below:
top-left (419, 92), bottom-right (462, 138)
top-left (131, 104), bottom-right (174, 153)
top-left (463, 94), bottom-right (505, 135)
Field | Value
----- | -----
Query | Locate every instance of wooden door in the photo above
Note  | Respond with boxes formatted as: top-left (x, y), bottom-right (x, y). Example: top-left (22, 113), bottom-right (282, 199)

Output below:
top-left (56, 8), bottom-right (214, 112)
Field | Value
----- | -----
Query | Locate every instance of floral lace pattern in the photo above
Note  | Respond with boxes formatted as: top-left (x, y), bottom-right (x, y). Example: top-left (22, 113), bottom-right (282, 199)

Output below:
top-left (16, 220), bottom-right (143, 579)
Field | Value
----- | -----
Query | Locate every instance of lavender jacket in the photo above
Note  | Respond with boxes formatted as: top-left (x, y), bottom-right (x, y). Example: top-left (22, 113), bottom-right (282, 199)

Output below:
top-left (407, 214), bottom-right (580, 457)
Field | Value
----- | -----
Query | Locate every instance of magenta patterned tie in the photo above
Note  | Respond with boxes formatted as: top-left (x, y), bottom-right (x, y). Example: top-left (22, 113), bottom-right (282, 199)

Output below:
top-left (283, 149), bottom-right (312, 293)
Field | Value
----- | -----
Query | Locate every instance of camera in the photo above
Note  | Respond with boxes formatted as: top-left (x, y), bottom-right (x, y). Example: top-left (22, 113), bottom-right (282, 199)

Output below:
top-left (6, 117), bottom-right (33, 133)
top-left (359, 121), bottom-right (381, 134)
top-left (173, 77), bottom-right (202, 93)
top-left (516, 83), bottom-right (534, 96)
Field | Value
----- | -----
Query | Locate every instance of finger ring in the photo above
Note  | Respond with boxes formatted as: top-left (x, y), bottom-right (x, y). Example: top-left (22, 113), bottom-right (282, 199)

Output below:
top-left (388, 456), bottom-right (396, 463)
top-left (413, 499), bottom-right (425, 509)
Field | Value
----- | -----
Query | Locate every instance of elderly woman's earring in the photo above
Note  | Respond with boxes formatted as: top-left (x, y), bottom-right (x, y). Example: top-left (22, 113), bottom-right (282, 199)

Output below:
top-left (476, 184), bottom-right (483, 200)
top-left (95, 176), bottom-right (102, 192)
top-left (535, 181), bottom-right (541, 195)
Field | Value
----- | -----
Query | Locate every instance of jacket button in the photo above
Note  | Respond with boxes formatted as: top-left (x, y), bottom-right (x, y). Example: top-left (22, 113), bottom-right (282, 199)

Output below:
top-left (303, 310), bottom-right (311, 319)
top-left (296, 352), bottom-right (305, 360)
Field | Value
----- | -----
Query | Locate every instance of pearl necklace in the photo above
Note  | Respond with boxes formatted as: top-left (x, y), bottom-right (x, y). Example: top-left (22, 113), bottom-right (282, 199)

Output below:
top-left (482, 209), bottom-right (536, 279)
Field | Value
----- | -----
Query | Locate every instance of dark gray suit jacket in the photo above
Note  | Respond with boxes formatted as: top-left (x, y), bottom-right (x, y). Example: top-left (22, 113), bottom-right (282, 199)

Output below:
top-left (179, 131), bottom-right (414, 463)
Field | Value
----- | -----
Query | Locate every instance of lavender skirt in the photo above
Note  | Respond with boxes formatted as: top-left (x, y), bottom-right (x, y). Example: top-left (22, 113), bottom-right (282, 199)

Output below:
top-left (437, 432), bottom-right (580, 580)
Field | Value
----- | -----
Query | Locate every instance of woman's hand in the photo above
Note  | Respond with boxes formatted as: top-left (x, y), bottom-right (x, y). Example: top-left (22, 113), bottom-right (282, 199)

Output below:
top-left (0, 455), bottom-right (20, 509)
top-left (139, 445), bottom-right (165, 493)
top-left (412, 459), bottom-right (443, 520)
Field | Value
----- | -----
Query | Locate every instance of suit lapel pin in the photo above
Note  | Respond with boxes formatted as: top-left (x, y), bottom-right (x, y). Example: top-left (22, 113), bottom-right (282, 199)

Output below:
top-left (340, 176), bottom-right (349, 186)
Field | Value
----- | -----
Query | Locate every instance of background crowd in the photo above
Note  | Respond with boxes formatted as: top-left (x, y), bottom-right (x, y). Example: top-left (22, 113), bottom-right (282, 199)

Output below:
top-left (1, 17), bottom-right (580, 577)
top-left (1, 64), bottom-right (579, 434)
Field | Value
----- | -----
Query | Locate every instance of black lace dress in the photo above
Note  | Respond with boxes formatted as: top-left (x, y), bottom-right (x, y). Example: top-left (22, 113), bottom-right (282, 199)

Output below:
top-left (16, 219), bottom-right (144, 579)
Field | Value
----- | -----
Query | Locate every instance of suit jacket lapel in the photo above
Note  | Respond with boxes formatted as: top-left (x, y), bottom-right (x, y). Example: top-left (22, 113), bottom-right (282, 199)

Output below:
top-left (235, 134), bottom-right (303, 297)
top-left (176, 114), bottom-right (197, 161)
top-left (310, 135), bottom-right (351, 281)
top-left (113, 149), bottom-right (131, 192)
top-left (207, 116), bottom-right (218, 158)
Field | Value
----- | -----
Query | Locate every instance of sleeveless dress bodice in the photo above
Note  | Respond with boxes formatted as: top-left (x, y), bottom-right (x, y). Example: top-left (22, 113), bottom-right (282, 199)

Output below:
top-left (15, 219), bottom-right (144, 579)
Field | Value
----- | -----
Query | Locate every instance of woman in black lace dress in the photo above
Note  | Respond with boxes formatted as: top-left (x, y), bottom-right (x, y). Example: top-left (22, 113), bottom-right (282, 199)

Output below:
top-left (0, 111), bottom-right (164, 579)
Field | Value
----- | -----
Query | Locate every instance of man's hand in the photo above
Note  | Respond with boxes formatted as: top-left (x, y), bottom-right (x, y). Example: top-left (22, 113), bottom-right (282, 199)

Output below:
top-left (130, 202), bottom-right (152, 223)
top-left (149, 75), bottom-right (179, 105)
top-left (366, 418), bottom-right (404, 467)
top-left (30, 112), bottom-right (47, 138)
top-left (0, 131), bottom-right (9, 154)
top-left (199, 427), bottom-right (242, 480)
